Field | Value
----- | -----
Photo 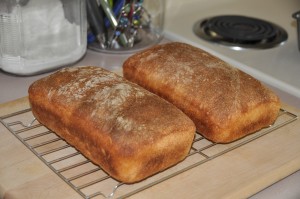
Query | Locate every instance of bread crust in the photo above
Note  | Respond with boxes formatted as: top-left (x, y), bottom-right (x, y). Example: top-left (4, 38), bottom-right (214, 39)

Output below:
top-left (28, 66), bottom-right (196, 183)
top-left (123, 42), bottom-right (281, 143)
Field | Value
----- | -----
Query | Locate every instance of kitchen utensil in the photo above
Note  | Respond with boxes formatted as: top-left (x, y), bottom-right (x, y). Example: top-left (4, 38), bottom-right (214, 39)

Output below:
top-left (293, 10), bottom-right (300, 51)
top-left (88, 0), bottom-right (165, 53)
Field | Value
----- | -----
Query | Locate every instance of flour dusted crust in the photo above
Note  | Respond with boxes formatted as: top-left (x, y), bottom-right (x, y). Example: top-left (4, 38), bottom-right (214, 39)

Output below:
top-left (28, 66), bottom-right (196, 183)
top-left (123, 42), bottom-right (281, 143)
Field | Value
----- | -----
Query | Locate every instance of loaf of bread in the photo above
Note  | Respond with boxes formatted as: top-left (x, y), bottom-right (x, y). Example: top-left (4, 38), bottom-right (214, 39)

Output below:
top-left (123, 42), bottom-right (281, 143)
top-left (28, 66), bottom-right (196, 183)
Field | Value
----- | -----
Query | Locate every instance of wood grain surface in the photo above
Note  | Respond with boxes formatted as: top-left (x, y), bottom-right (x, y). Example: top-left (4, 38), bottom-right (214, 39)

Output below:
top-left (1, 97), bottom-right (300, 199)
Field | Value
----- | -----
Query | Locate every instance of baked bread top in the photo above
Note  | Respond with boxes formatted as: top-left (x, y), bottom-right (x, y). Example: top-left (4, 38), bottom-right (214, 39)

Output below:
top-left (123, 42), bottom-right (281, 143)
top-left (28, 66), bottom-right (196, 182)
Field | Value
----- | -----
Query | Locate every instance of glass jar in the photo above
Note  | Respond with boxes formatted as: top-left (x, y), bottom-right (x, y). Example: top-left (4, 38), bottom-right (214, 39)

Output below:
top-left (0, 0), bottom-right (87, 75)
top-left (87, 0), bottom-right (165, 53)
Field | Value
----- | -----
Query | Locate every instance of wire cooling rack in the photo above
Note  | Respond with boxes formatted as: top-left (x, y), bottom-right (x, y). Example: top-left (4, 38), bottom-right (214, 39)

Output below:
top-left (0, 108), bottom-right (298, 199)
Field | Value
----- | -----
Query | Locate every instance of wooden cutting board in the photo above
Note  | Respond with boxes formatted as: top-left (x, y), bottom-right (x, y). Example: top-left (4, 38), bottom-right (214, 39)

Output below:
top-left (0, 97), bottom-right (300, 199)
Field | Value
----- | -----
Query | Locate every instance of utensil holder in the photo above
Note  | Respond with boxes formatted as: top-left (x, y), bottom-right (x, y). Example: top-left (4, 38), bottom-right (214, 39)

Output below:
top-left (87, 0), bottom-right (165, 54)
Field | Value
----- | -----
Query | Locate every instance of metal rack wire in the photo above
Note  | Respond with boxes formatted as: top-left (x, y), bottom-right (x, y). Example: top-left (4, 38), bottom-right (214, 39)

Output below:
top-left (0, 108), bottom-right (298, 199)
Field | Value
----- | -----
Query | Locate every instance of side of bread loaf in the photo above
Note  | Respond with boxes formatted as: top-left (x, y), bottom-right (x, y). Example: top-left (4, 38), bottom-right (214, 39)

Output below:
top-left (28, 66), bottom-right (196, 183)
top-left (123, 42), bottom-right (281, 143)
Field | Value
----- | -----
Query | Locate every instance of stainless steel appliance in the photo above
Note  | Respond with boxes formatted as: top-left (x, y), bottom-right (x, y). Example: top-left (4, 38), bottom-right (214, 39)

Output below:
top-left (293, 10), bottom-right (300, 51)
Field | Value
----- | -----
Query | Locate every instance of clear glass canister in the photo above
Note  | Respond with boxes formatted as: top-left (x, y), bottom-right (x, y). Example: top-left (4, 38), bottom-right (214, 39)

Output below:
top-left (87, 0), bottom-right (165, 53)
top-left (0, 0), bottom-right (87, 75)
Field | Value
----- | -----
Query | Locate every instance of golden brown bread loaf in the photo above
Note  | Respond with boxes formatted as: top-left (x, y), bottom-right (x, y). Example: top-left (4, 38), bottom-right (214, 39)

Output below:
top-left (28, 66), bottom-right (196, 183)
top-left (123, 42), bottom-right (281, 143)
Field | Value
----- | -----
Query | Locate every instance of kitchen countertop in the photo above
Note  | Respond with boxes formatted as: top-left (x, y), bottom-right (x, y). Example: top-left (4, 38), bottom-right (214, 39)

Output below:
top-left (1, 48), bottom-right (300, 198)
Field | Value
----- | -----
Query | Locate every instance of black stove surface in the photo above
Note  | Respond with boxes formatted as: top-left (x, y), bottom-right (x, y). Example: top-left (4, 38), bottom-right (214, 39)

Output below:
top-left (193, 15), bottom-right (288, 49)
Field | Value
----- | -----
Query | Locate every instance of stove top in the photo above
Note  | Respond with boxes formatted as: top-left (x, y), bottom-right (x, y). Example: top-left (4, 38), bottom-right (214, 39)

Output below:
top-left (164, 0), bottom-right (300, 107)
top-left (193, 15), bottom-right (288, 49)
